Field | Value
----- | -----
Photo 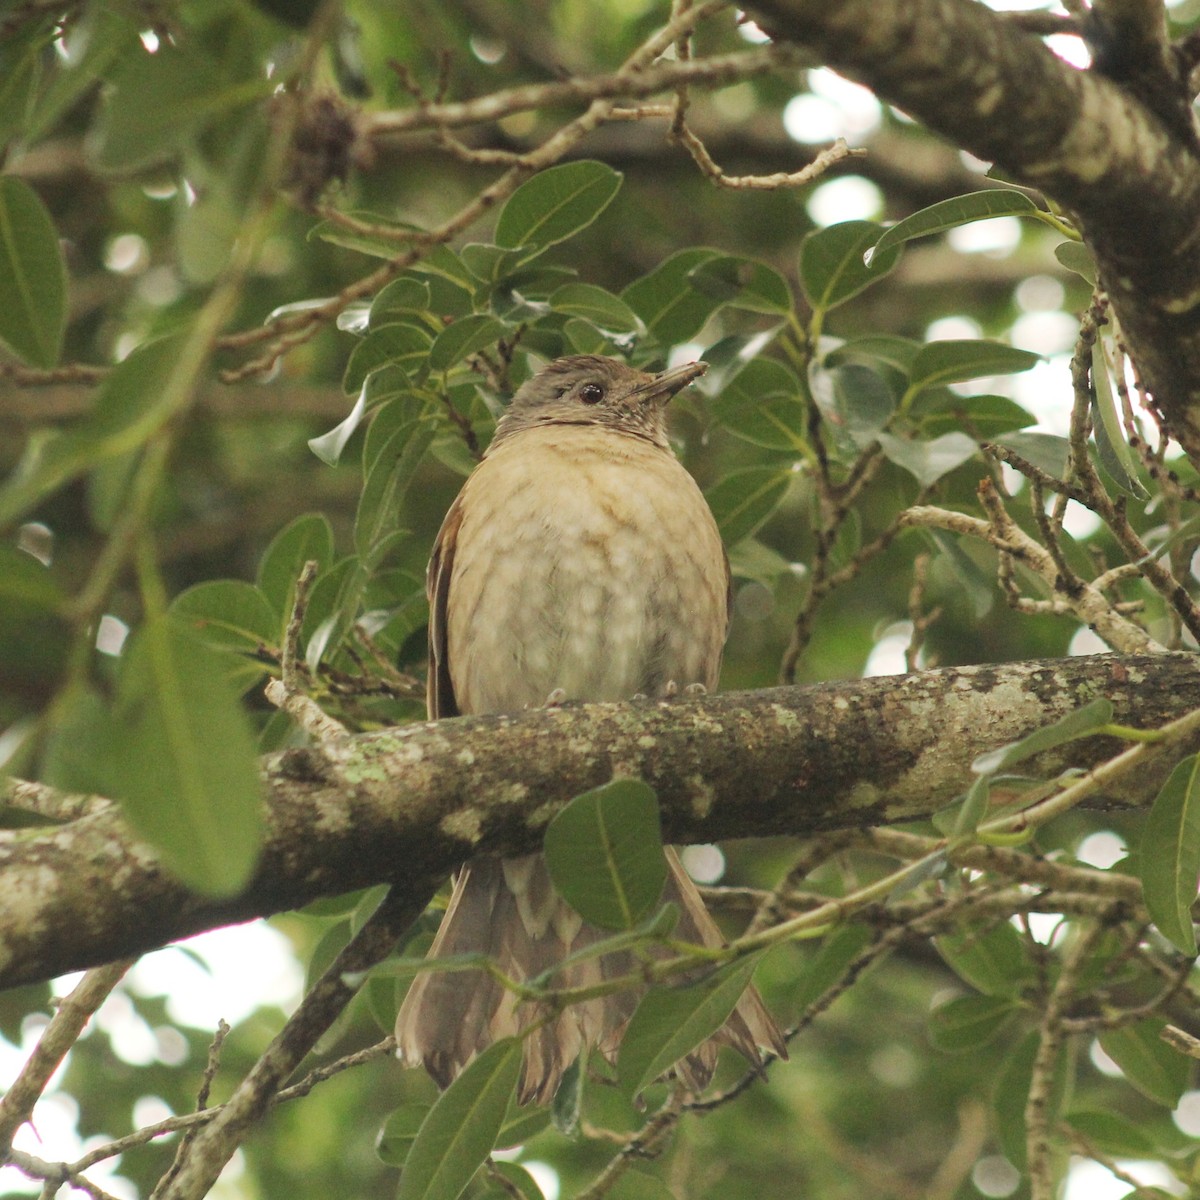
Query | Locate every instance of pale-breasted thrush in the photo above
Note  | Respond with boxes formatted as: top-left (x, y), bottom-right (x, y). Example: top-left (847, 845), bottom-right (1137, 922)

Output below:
top-left (395, 354), bottom-right (786, 1104)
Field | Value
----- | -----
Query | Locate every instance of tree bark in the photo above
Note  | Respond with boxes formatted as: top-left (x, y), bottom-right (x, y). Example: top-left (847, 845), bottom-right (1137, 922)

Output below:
top-left (0, 653), bottom-right (1197, 989)
top-left (745, 0), bottom-right (1200, 467)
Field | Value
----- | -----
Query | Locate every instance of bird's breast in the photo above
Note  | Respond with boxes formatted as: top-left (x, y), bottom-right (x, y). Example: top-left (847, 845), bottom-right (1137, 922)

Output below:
top-left (445, 426), bottom-right (728, 714)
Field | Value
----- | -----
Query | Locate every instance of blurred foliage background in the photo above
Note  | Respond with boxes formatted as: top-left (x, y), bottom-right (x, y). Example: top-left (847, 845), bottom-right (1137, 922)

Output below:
top-left (2, 1), bottom-right (1200, 1198)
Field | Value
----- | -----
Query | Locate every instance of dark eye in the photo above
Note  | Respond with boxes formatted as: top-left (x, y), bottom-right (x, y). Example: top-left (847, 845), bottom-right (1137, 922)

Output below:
top-left (579, 382), bottom-right (605, 405)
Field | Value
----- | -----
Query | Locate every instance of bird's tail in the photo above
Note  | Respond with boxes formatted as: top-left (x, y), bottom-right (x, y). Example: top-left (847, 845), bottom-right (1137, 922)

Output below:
top-left (395, 848), bottom-right (787, 1105)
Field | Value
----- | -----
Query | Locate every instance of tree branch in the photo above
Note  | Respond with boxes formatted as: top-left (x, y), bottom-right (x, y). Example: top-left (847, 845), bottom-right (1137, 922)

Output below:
top-left (745, 0), bottom-right (1200, 468)
top-left (0, 654), bottom-right (1197, 989)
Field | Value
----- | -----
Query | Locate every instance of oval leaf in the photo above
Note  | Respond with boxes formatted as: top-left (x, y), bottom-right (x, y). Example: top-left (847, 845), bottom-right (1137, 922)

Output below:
top-left (993, 430), bottom-right (1070, 479)
top-left (397, 1037), bottom-right (522, 1200)
top-left (709, 358), bottom-right (806, 452)
top-left (0, 176), bottom-right (67, 368)
top-left (972, 697), bottom-right (1114, 776)
top-left (617, 952), bottom-right (765, 1098)
top-left (370, 277), bottom-right (433, 327)
top-left (935, 923), bottom-right (1033, 997)
top-left (705, 467), bottom-right (791, 546)
top-left (170, 580), bottom-right (278, 653)
top-left (543, 778), bottom-right (667, 931)
top-left (1055, 239), bottom-right (1096, 285)
top-left (1139, 753), bottom-right (1200, 955)
top-left (111, 616), bottom-right (263, 896)
top-left (1098, 1019), bottom-right (1189, 1108)
top-left (871, 189), bottom-right (1039, 260)
top-left (343, 323), bottom-right (431, 393)
top-left (355, 418), bottom-right (438, 559)
top-left (906, 339), bottom-right (1040, 397)
top-left (622, 248), bottom-right (722, 344)
top-left (686, 254), bottom-right (792, 315)
top-left (377, 1104), bottom-right (431, 1166)
top-left (929, 994), bottom-right (1017, 1052)
top-left (429, 314), bottom-right (508, 371)
top-left (876, 431), bottom-right (977, 488)
top-left (1090, 340), bottom-right (1149, 499)
top-left (256, 513), bottom-right (336, 620)
top-left (549, 283), bottom-right (641, 333)
top-left (495, 160), bottom-right (622, 253)
top-left (799, 221), bottom-right (901, 313)
top-left (791, 924), bottom-right (874, 1011)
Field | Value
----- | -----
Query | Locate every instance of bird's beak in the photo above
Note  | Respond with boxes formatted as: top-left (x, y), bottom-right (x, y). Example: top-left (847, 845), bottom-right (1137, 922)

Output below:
top-left (636, 361), bottom-right (708, 405)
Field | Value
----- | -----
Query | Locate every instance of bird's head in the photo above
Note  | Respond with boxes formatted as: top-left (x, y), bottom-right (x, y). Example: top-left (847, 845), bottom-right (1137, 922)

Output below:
top-left (490, 355), bottom-right (707, 450)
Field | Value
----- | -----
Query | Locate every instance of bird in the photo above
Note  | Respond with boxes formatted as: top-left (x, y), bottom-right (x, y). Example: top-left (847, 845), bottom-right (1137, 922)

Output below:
top-left (395, 353), bottom-right (786, 1104)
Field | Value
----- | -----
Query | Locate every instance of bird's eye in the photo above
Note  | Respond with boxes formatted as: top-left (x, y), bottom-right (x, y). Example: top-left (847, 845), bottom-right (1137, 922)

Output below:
top-left (579, 382), bottom-right (605, 405)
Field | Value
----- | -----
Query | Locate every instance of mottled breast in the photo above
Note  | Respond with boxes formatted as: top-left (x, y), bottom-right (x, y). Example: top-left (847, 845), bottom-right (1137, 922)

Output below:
top-left (445, 424), bottom-right (729, 714)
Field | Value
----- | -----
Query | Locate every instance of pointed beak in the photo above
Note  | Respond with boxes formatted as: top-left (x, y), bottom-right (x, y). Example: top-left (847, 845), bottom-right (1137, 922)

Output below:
top-left (635, 361), bottom-right (708, 405)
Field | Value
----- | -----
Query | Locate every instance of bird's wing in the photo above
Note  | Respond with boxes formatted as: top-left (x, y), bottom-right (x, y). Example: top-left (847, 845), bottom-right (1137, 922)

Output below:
top-left (426, 492), bottom-right (465, 719)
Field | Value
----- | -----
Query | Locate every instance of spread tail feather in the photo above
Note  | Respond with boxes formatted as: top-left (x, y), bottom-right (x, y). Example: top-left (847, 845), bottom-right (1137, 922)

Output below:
top-left (395, 849), bottom-right (786, 1104)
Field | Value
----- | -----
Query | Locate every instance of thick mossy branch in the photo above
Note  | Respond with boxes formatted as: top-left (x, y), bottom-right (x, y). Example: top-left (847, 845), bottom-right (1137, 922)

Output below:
top-left (746, 0), bottom-right (1200, 467)
top-left (1, 654), bottom-right (1198, 988)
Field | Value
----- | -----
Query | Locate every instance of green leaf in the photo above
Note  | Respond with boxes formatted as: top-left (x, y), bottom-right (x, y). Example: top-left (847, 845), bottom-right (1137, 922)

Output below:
top-left (810, 363), bottom-right (896, 448)
top-left (459, 242), bottom-right (530, 284)
top-left (396, 1037), bottom-right (522, 1200)
top-left (1, 543), bottom-right (71, 748)
top-left (876, 431), bottom-right (977, 488)
top-left (905, 340), bottom-right (1040, 398)
top-left (709, 358), bottom-right (806, 452)
top-left (23, 8), bottom-right (140, 145)
top-left (933, 773), bottom-right (992, 836)
top-left (928, 994), bottom-right (1016, 1051)
top-left (256, 514), bottom-right (336, 621)
top-left (609, 1171), bottom-right (678, 1200)
top-left (0, 24), bottom-right (44, 148)
top-left (1098, 1019), bottom-right (1189, 1108)
top-left (170, 580), bottom-right (278, 655)
top-left (1055, 240), bottom-right (1096, 285)
top-left (497, 1096), bottom-right (552, 1149)
top-left (1090, 341), bottom-right (1149, 499)
top-left (549, 283), bottom-right (642, 333)
top-left (915, 393), bottom-right (1035, 439)
top-left (871, 189), bottom-right (1039, 259)
top-left (369, 277), bottom-right (433, 327)
top-left (993, 1030), bottom-right (1069, 1167)
top-left (0, 333), bottom-right (194, 527)
top-left (563, 317), bottom-right (617, 356)
top-left (925, 528), bottom-right (994, 619)
top-left (429, 314), bottom-right (508, 371)
top-left (622, 248), bottom-right (722, 344)
top-left (543, 778), bottom-right (667, 930)
top-left (791, 924), bottom-right (874, 1011)
top-left (343, 323), bottom-right (432, 393)
top-left (495, 160), bottom-right (622, 253)
top-left (0, 177), bottom-right (67, 368)
top-left (686, 254), bottom-right (792, 315)
top-left (935, 923), bottom-right (1032, 997)
top-left (705, 467), bottom-right (791, 546)
top-left (110, 616), bottom-right (263, 896)
top-left (91, 41), bottom-right (269, 171)
top-left (355, 418), bottom-right (438, 560)
top-left (550, 1056), bottom-right (582, 1135)
top-left (972, 698), bottom-right (1114, 776)
top-left (993, 430), bottom-right (1070, 478)
top-left (617, 953), bottom-right (766, 1098)
top-left (377, 1104), bottom-right (431, 1165)
top-left (488, 1162), bottom-right (544, 1200)
top-left (1139, 754), bottom-right (1200, 955)
top-left (825, 334), bottom-right (922, 376)
top-left (798, 221), bottom-right (901, 313)
top-left (1065, 1110), bottom-right (1158, 1158)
